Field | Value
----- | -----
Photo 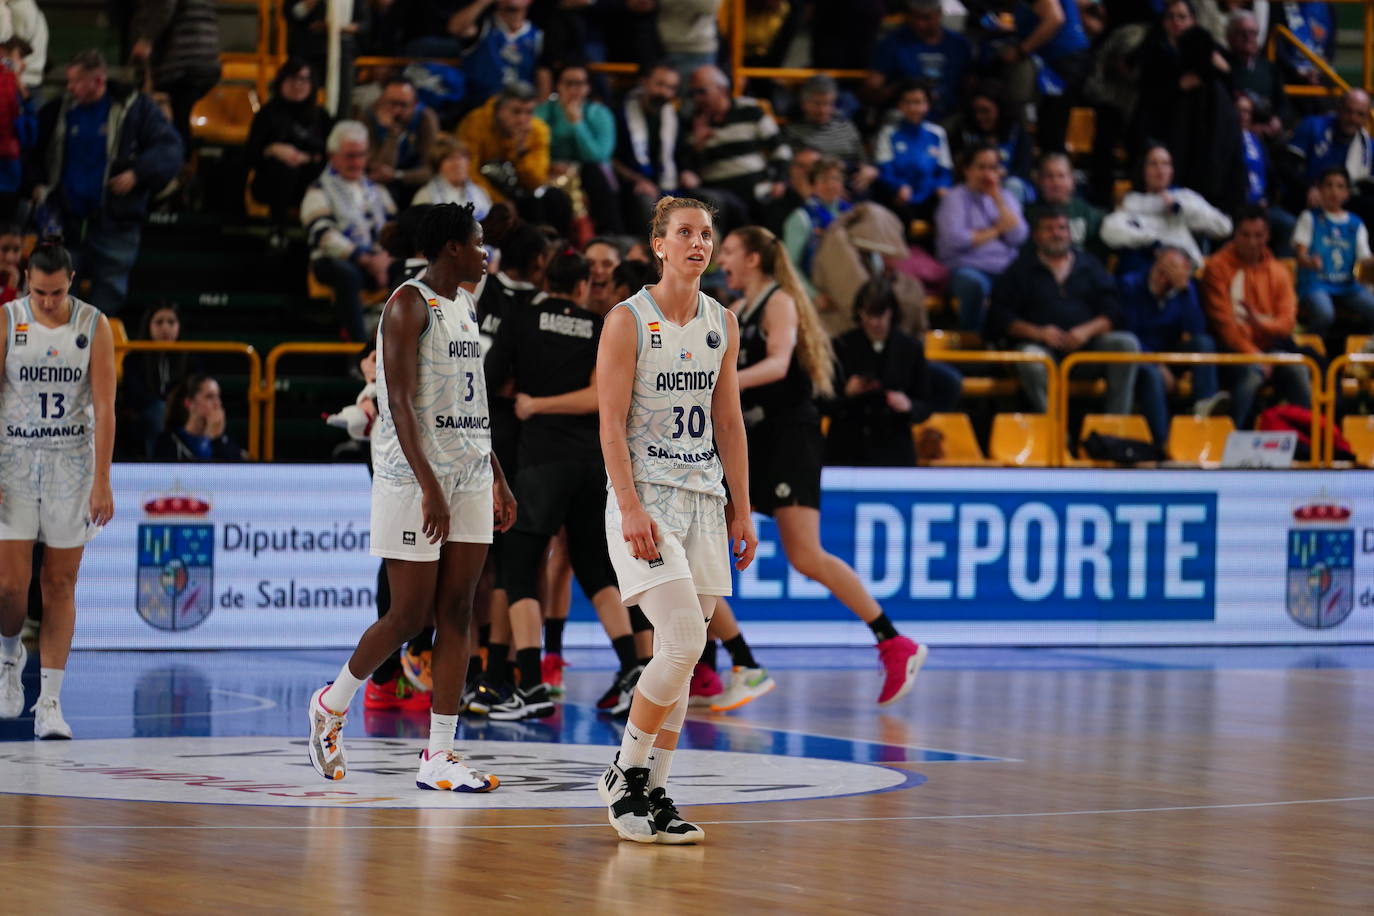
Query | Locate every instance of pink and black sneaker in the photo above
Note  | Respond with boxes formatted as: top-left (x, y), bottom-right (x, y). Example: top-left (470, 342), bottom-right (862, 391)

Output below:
top-left (876, 637), bottom-right (928, 706)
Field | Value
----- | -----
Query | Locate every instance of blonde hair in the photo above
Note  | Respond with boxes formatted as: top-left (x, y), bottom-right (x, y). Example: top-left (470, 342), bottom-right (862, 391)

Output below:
top-left (649, 196), bottom-right (718, 275)
top-left (729, 225), bottom-right (835, 399)
top-left (428, 134), bottom-right (471, 173)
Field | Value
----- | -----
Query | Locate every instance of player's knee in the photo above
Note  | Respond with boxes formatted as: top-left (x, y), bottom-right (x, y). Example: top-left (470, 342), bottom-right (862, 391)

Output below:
top-left (0, 585), bottom-right (24, 616)
top-left (434, 595), bottom-right (474, 632)
top-left (789, 549), bottom-right (828, 581)
top-left (38, 566), bottom-right (77, 597)
top-left (656, 612), bottom-right (706, 676)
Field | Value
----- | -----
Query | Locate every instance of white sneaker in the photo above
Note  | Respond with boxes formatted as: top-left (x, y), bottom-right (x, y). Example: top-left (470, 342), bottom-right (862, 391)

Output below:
top-left (0, 643), bottom-right (25, 719)
top-left (32, 695), bottom-right (71, 739)
top-left (415, 749), bottom-right (499, 792)
top-left (306, 685), bottom-right (348, 781)
top-left (709, 666), bottom-right (776, 713)
top-left (597, 754), bottom-right (657, 843)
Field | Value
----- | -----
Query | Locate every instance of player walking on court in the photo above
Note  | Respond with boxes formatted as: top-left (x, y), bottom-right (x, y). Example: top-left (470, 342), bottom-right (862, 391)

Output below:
top-left (307, 204), bottom-right (517, 792)
top-left (0, 241), bottom-right (116, 738)
top-left (596, 197), bottom-right (758, 844)
top-left (717, 226), bottom-right (928, 706)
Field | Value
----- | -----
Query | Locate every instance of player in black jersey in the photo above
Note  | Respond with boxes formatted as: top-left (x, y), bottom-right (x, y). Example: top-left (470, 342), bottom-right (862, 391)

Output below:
top-left (481, 251), bottom-right (639, 720)
top-left (716, 225), bottom-right (929, 707)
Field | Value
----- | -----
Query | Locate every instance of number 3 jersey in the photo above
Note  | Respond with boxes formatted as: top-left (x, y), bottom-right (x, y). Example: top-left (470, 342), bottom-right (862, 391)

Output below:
top-left (372, 277), bottom-right (493, 490)
top-left (1, 296), bottom-right (100, 452)
top-left (618, 287), bottom-right (728, 499)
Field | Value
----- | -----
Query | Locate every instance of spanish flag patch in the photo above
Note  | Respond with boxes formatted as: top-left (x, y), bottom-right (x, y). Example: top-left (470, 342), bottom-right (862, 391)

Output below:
top-left (647, 321), bottom-right (661, 333)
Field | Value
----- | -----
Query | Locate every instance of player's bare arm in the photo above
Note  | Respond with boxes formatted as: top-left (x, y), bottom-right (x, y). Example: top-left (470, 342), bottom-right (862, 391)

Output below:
top-left (712, 309), bottom-right (757, 570)
top-left (598, 303), bottom-right (658, 561)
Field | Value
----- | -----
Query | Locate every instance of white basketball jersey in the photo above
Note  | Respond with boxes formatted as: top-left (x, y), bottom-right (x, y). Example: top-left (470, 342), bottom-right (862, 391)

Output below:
top-left (1, 296), bottom-right (99, 451)
top-left (372, 277), bottom-right (493, 490)
top-left (618, 287), bottom-right (727, 498)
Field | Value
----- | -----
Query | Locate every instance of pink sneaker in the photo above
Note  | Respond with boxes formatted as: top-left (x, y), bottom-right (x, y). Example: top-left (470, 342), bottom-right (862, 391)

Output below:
top-left (876, 637), bottom-right (928, 706)
top-left (688, 662), bottom-right (724, 707)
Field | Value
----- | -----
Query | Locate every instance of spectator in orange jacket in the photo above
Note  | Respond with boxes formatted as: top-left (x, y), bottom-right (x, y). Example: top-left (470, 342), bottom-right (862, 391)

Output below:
top-left (1201, 204), bottom-right (1312, 427)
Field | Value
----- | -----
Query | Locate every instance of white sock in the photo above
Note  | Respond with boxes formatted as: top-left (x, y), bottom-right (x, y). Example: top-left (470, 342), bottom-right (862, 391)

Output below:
top-left (0, 634), bottom-right (20, 658)
top-left (647, 744), bottom-right (675, 790)
top-left (427, 713), bottom-right (458, 757)
top-left (321, 663), bottom-right (365, 713)
top-left (619, 721), bottom-right (656, 769)
top-left (39, 668), bottom-right (64, 701)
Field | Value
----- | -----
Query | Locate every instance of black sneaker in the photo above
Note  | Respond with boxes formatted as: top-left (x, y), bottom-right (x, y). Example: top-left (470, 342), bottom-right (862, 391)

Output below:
top-left (596, 754), bottom-right (656, 843)
top-left (465, 678), bottom-right (510, 716)
top-left (648, 786), bottom-right (705, 844)
top-left (488, 683), bottom-right (556, 721)
top-left (596, 665), bottom-right (638, 711)
top-left (609, 666), bottom-right (643, 718)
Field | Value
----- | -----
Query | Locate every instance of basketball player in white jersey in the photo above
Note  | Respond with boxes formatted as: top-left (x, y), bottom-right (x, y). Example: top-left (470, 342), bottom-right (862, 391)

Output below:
top-left (596, 197), bottom-right (758, 844)
top-left (0, 240), bottom-right (116, 738)
top-left (307, 204), bottom-right (517, 792)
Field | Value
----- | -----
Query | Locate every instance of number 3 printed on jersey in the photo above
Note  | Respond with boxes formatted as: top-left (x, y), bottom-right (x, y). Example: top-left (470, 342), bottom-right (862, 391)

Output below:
top-left (671, 405), bottom-right (706, 439)
top-left (464, 372), bottom-right (475, 402)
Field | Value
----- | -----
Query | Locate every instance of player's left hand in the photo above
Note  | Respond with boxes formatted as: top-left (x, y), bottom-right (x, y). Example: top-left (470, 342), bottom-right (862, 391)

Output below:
top-left (89, 478), bottom-right (115, 528)
top-left (726, 502), bottom-right (757, 571)
top-left (493, 477), bottom-right (517, 533)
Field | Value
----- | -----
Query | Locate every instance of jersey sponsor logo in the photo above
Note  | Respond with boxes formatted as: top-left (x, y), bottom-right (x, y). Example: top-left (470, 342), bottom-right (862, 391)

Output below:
top-left (448, 339), bottom-right (482, 359)
top-left (679, 348), bottom-right (693, 360)
top-left (6, 423), bottom-right (86, 439)
top-left (646, 444), bottom-right (717, 463)
top-left (428, 298), bottom-right (445, 322)
top-left (654, 370), bottom-right (716, 391)
top-left (13, 322), bottom-right (26, 346)
top-left (18, 365), bottom-right (84, 383)
top-left (435, 414), bottom-right (492, 430)
top-left (76, 334), bottom-right (89, 349)
top-left (136, 494), bottom-right (215, 632)
top-left (46, 346), bottom-right (58, 357)
top-left (647, 556), bottom-right (665, 568)
top-left (706, 330), bottom-right (721, 349)
top-left (538, 310), bottom-right (595, 339)
top-left (403, 531), bottom-right (417, 546)
top-left (650, 333), bottom-right (662, 348)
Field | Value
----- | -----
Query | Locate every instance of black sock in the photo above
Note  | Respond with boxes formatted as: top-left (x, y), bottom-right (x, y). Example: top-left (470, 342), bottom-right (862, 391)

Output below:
top-left (517, 647), bottom-right (542, 690)
top-left (372, 652), bottom-right (401, 685)
top-left (637, 655), bottom-right (653, 667)
top-left (868, 613), bottom-right (900, 643)
top-left (611, 634), bottom-right (637, 671)
top-left (465, 654), bottom-right (483, 688)
top-left (699, 639), bottom-right (718, 670)
top-left (478, 624), bottom-right (491, 648)
top-left (544, 618), bottom-right (566, 656)
top-left (723, 634), bottom-right (759, 669)
top-left (487, 642), bottom-right (511, 685)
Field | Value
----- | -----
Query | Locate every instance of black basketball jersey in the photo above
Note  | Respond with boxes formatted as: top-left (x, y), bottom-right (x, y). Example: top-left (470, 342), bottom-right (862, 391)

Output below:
top-left (737, 283), bottom-right (817, 424)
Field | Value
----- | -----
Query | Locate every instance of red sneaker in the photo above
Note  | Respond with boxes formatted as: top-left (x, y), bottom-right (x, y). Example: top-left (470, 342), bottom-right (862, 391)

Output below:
top-left (688, 662), bottom-right (724, 707)
top-left (876, 637), bottom-right (928, 706)
top-left (364, 673), bottom-right (432, 711)
top-left (542, 653), bottom-right (568, 697)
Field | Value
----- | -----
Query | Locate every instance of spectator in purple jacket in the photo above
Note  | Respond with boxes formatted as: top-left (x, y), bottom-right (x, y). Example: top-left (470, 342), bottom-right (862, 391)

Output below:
top-left (935, 143), bottom-right (1028, 332)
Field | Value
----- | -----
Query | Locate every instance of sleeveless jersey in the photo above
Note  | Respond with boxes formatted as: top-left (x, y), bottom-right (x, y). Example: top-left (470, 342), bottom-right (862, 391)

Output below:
top-left (736, 283), bottom-right (817, 426)
top-left (1300, 208), bottom-right (1361, 296)
top-left (619, 287), bottom-right (727, 498)
top-left (1, 296), bottom-right (100, 451)
top-left (372, 277), bottom-right (493, 490)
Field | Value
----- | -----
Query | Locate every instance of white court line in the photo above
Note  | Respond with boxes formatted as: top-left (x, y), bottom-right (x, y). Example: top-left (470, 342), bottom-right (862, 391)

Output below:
top-left (3, 794), bottom-right (1372, 830)
top-left (63, 689), bottom-right (280, 722)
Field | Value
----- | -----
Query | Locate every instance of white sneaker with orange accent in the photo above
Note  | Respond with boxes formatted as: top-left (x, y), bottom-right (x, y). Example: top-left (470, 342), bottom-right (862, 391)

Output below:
top-left (709, 667), bottom-right (776, 713)
top-left (306, 685), bottom-right (348, 781)
top-left (415, 749), bottom-right (499, 792)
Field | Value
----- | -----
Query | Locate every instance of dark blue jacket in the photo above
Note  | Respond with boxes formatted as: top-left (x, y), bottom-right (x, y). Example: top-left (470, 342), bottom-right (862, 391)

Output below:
top-left (1118, 268), bottom-right (1208, 352)
top-left (32, 80), bottom-right (183, 224)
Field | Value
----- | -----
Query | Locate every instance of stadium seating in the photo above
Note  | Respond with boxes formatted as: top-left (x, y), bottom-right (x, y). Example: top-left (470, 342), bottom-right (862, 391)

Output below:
top-left (190, 85), bottom-right (259, 146)
top-left (989, 412), bottom-right (1053, 466)
top-left (1067, 413), bottom-right (1154, 467)
top-left (1166, 415), bottom-right (1234, 467)
top-left (1343, 414), bottom-right (1374, 466)
top-left (915, 412), bottom-right (997, 466)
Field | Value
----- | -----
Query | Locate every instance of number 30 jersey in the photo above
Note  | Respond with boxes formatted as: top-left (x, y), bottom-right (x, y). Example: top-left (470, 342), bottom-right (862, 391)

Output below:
top-left (1, 296), bottom-right (100, 452)
top-left (373, 277), bottom-right (493, 491)
top-left (617, 286), bottom-right (728, 499)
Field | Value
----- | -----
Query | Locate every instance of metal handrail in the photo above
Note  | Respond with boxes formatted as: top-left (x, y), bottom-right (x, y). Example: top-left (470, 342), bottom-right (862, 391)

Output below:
top-left (1058, 351), bottom-right (1325, 466)
top-left (923, 349), bottom-right (1062, 464)
top-left (260, 342), bottom-right (366, 462)
top-left (1324, 352), bottom-right (1374, 465)
top-left (115, 341), bottom-right (264, 460)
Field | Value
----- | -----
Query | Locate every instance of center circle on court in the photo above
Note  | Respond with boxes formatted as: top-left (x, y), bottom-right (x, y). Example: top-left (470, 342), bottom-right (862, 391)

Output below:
top-left (0, 738), bottom-right (918, 809)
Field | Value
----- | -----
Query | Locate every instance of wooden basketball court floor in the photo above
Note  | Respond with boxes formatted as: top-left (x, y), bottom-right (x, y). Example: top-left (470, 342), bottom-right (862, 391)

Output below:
top-left (1, 644), bottom-right (1371, 914)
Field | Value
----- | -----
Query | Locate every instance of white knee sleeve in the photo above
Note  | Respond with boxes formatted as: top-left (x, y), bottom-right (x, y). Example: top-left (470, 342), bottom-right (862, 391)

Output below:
top-left (635, 579), bottom-right (708, 706)
top-left (661, 681), bottom-right (691, 733)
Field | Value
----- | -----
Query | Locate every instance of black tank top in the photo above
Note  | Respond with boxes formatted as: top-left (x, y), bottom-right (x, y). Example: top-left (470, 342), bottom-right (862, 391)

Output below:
top-left (737, 283), bottom-right (817, 425)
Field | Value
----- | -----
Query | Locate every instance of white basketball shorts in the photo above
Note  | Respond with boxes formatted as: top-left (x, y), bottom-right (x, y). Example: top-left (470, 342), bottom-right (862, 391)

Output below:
top-left (605, 482), bottom-right (731, 605)
top-left (0, 447), bottom-right (100, 549)
top-left (371, 473), bottom-right (493, 561)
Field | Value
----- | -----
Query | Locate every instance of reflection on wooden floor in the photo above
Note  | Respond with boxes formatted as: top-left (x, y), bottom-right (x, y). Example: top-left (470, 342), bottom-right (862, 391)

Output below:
top-left (1, 647), bottom-right (1371, 912)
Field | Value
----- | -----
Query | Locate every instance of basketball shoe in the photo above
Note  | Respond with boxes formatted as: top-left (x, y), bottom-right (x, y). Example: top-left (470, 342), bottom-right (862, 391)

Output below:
top-left (0, 643), bottom-right (26, 719)
top-left (307, 685), bottom-right (349, 780)
top-left (877, 637), bottom-right (928, 706)
top-left (648, 787), bottom-right (705, 844)
top-left (541, 653), bottom-right (568, 697)
top-left (597, 665), bottom-right (638, 711)
top-left (400, 647), bottom-right (433, 693)
top-left (32, 696), bottom-right (71, 740)
top-left (364, 673), bottom-right (431, 711)
top-left (609, 666), bottom-right (644, 717)
top-left (709, 666), bottom-right (776, 712)
top-left (597, 754), bottom-right (656, 843)
top-left (415, 749), bottom-right (499, 792)
top-left (489, 683), bottom-right (556, 721)
top-left (465, 678), bottom-right (511, 716)
top-left (688, 662), bottom-right (724, 707)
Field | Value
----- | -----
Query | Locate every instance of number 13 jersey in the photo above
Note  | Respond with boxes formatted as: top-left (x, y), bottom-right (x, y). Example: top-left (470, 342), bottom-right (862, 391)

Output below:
top-left (618, 286), bottom-right (728, 499)
top-left (1, 296), bottom-right (100, 452)
top-left (373, 277), bottom-right (493, 491)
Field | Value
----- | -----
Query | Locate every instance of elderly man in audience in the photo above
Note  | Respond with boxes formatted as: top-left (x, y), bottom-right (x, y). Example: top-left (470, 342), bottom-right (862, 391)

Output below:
top-left (781, 75), bottom-right (877, 195)
top-left (301, 120), bottom-right (396, 344)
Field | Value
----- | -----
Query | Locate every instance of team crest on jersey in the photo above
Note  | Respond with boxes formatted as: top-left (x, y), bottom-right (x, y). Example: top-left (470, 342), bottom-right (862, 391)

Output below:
top-left (706, 330), bottom-right (721, 349)
top-left (76, 334), bottom-right (89, 349)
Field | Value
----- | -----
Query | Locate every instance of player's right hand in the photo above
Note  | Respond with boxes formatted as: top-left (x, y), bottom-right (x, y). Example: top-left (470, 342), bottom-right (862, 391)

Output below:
top-left (621, 505), bottom-right (660, 562)
top-left (421, 486), bottom-right (450, 544)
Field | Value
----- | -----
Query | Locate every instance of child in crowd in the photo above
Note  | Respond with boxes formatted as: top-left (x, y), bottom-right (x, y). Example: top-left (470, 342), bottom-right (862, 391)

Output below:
top-left (1293, 166), bottom-right (1374, 337)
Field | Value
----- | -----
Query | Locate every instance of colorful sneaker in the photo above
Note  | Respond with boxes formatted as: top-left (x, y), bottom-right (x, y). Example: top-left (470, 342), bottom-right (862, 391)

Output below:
top-left (876, 636), bottom-right (928, 706)
top-left (415, 749), bottom-right (499, 792)
top-left (709, 666), bottom-right (776, 713)
top-left (32, 695), bottom-right (72, 740)
top-left (364, 673), bottom-right (431, 711)
top-left (541, 653), bottom-right (568, 697)
top-left (306, 684), bottom-right (348, 781)
top-left (0, 643), bottom-right (26, 719)
top-left (688, 662), bottom-right (724, 707)
top-left (596, 754), bottom-right (656, 843)
top-left (648, 787), bottom-right (705, 844)
top-left (489, 683), bottom-right (556, 721)
top-left (465, 678), bottom-right (511, 716)
top-left (609, 666), bottom-right (643, 718)
top-left (400, 647), bottom-right (433, 693)
top-left (597, 667), bottom-right (634, 710)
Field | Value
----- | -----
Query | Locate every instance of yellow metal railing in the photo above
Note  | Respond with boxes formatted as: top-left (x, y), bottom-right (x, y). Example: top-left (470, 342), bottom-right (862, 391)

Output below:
top-left (923, 349), bottom-right (1062, 463)
top-left (115, 341), bottom-right (264, 460)
top-left (260, 342), bottom-right (366, 462)
top-left (1324, 352), bottom-right (1374, 464)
